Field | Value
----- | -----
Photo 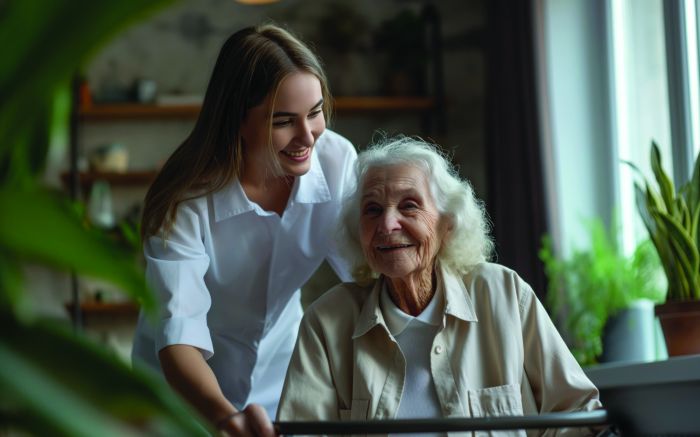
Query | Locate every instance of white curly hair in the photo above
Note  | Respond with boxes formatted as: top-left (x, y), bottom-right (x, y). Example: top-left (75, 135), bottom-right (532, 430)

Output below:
top-left (337, 135), bottom-right (494, 284)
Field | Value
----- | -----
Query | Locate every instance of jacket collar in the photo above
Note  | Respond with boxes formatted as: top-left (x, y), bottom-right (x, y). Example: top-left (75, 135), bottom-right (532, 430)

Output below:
top-left (352, 264), bottom-right (478, 339)
top-left (212, 146), bottom-right (331, 222)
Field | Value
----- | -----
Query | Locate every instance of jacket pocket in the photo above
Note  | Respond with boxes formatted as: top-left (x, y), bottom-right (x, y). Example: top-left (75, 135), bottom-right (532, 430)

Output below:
top-left (468, 384), bottom-right (525, 437)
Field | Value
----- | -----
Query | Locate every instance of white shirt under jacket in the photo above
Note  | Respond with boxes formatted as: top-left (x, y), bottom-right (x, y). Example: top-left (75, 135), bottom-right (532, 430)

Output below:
top-left (131, 129), bottom-right (357, 418)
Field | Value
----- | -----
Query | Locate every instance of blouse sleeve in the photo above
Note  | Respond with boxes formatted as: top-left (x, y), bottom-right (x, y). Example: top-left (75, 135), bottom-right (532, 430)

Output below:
top-left (144, 202), bottom-right (213, 359)
top-left (518, 278), bottom-right (603, 435)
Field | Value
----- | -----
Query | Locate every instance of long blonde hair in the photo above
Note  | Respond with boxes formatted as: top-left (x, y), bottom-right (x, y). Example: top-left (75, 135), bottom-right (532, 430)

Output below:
top-left (141, 23), bottom-right (332, 239)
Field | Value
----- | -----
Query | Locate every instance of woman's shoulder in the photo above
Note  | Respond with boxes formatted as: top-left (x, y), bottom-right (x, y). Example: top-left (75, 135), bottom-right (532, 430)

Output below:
top-left (172, 189), bottom-right (212, 218)
top-left (304, 281), bottom-right (373, 322)
top-left (313, 130), bottom-right (357, 197)
top-left (464, 262), bottom-right (518, 280)
top-left (460, 262), bottom-right (532, 299)
top-left (315, 129), bottom-right (357, 162)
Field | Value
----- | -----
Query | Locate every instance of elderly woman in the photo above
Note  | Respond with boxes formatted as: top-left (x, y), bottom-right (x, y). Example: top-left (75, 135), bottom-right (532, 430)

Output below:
top-left (277, 136), bottom-right (601, 434)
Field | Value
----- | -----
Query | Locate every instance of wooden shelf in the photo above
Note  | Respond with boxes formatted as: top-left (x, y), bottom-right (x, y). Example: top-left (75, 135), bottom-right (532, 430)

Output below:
top-left (334, 96), bottom-right (435, 112)
top-left (78, 96), bottom-right (436, 120)
top-left (79, 103), bottom-right (200, 120)
top-left (61, 170), bottom-right (158, 189)
top-left (65, 301), bottom-right (139, 317)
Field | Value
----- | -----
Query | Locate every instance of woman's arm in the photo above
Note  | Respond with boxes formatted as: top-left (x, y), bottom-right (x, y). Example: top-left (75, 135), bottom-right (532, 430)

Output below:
top-left (159, 345), bottom-right (275, 436)
top-left (517, 279), bottom-right (602, 436)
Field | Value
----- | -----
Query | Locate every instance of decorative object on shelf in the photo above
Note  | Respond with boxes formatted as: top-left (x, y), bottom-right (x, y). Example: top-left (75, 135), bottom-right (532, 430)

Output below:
top-left (88, 142), bottom-right (128, 173)
top-left (94, 60), bottom-right (132, 103)
top-left (539, 218), bottom-right (665, 366)
top-left (629, 141), bottom-right (700, 356)
top-left (87, 180), bottom-right (115, 230)
top-left (134, 78), bottom-right (158, 103)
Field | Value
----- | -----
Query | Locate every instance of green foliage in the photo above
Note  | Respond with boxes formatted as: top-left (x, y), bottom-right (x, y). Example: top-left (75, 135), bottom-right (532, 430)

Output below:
top-left (628, 141), bottom-right (700, 301)
top-left (539, 219), bottom-right (665, 366)
top-left (0, 315), bottom-right (208, 436)
top-left (0, 0), bottom-right (213, 434)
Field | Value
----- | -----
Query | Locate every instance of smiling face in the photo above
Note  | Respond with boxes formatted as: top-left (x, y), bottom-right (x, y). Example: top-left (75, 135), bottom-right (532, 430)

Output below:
top-left (359, 164), bottom-right (448, 281)
top-left (240, 71), bottom-right (325, 180)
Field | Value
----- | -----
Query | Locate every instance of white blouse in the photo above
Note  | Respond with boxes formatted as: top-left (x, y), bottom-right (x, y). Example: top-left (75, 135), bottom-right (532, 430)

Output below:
top-left (131, 129), bottom-right (357, 418)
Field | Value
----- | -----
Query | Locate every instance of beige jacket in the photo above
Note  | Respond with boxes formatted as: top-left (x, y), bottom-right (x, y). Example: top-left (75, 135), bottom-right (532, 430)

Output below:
top-left (277, 263), bottom-right (602, 436)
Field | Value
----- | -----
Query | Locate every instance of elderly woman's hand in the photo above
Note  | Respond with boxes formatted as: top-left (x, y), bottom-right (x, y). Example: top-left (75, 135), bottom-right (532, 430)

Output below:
top-left (217, 404), bottom-right (277, 437)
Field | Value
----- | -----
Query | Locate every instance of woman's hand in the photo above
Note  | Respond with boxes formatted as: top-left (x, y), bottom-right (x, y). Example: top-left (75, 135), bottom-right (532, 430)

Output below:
top-left (217, 404), bottom-right (276, 437)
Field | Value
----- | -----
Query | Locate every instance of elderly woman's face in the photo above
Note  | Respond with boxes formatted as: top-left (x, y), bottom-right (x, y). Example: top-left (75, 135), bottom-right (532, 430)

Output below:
top-left (359, 164), bottom-right (447, 280)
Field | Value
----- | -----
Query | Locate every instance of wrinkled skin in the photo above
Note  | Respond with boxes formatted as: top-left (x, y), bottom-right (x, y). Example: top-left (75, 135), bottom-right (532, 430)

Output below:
top-left (359, 164), bottom-right (450, 315)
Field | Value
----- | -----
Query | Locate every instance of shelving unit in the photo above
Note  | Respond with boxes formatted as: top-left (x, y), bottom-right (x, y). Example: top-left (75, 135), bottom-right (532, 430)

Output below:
top-left (65, 301), bottom-right (139, 317)
top-left (67, 96), bottom-right (440, 196)
top-left (78, 96), bottom-right (437, 121)
top-left (60, 169), bottom-right (158, 192)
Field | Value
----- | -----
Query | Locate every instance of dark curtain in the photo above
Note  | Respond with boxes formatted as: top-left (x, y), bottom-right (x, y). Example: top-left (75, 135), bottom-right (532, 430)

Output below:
top-left (484, 0), bottom-right (548, 298)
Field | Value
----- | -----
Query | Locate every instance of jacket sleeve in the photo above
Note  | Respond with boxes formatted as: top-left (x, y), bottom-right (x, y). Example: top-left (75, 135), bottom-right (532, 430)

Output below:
top-left (517, 277), bottom-right (603, 436)
top-left (277, 308), bottom-right (341, 421)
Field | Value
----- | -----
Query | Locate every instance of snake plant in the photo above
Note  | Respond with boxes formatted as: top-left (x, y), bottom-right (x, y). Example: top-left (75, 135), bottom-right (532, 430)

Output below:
top-left (632, 142), bottom-right (700, 302)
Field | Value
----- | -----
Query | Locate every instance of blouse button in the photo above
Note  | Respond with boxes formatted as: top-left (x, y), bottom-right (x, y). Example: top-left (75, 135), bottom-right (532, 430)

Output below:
top-left (434, 345), bottom-right (443, 354)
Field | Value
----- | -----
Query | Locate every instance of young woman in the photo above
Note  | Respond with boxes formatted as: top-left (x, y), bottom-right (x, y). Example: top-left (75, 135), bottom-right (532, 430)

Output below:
top-left (131, 24), bottom-right (357, 435)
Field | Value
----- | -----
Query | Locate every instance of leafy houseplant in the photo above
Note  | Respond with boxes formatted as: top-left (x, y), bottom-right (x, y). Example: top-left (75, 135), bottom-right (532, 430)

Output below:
top-left (630, 142), bottom-right (700, 355)
top-left (0, 1), bottom-right (212, 435)
top-left (540, 219), bottom-right (665, 366)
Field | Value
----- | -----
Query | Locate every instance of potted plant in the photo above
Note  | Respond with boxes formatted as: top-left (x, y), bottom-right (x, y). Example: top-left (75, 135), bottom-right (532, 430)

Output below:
top-left (539, 218), bottom-right (665, 366)
top-left (629, 142), bottom-right (700, 356)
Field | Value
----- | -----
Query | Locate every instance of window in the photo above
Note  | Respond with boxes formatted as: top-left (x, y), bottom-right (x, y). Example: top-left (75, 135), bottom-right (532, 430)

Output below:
top-left (540, 0), bottom-right (700, 257)
top-left (610, 0), bottom-right (672, 254)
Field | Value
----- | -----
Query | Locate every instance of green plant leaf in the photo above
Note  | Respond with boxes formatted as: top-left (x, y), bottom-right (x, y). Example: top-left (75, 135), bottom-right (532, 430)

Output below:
top-left (539, 216), bottom-right (664, 366)
top-left (637, 184), bottom-right (675, 281)
top-left (657, 210), bottom-right (699, 273)
top-left (686, 149), bottom-right (700, 214)
top-left (650, 140), bottom-right (676, 215)
top-left (0, 252), bottom-right (27, 317)
top-left (0, 315), bottom-right (212, 436)
top-left (677, 196), bottom-right (691, 230)
top-left (0, 342), bottom-right (132, 437)
top-left (0, 187), bottom-right (155, 313)
top-left (691, 204), bottom-right (700, 260)
top-left (656, 211), bottom-right (699, 300)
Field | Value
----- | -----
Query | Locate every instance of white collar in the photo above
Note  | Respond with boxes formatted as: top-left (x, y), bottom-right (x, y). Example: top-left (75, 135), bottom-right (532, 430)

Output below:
top-left (212, 137), bottom-right (331, 222)
top-left (380, 276), bottom-right (444, 337)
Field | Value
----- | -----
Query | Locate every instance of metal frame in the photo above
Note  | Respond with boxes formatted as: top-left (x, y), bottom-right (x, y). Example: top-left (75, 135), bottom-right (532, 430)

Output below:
top-left (275, 410), bottom-right (611, 435)
top-left (664, 0), bottom-right (695, 185)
